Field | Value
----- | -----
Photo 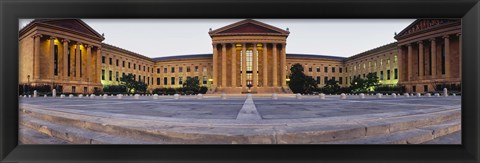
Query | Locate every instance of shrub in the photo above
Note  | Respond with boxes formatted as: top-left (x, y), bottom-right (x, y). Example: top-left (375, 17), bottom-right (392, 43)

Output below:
top-left (103, 85), bottom-right (127, 95)
top-left (199, 86), bottom-right (208, 94)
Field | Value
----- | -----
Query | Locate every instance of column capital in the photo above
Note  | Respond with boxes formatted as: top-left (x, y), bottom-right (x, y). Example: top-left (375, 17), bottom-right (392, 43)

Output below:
top-left (417, 40), bottom-right (423, 45)
top-left (31, 34), bottom-right (43, 38)
top-left (49, 36), bottom-right (56, 40)
top-left (456, 33), bottom-right (462, 37)
top-left (76, 42), bottom-right (83, 45)
top-left (406, 43), bottom-right (412, 47)
top-left (429, 37), bottom-right (436, 42)
top-left (62, 39), bottom-right (70, 43)
top-left (442, 34), bottom-right (450, 39)
top-left (86, 44), bottom-right (94, 48)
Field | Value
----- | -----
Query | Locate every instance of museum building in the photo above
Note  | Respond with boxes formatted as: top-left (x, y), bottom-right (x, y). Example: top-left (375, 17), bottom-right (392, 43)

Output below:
top-left (19, 19), bottom-right (461, 94)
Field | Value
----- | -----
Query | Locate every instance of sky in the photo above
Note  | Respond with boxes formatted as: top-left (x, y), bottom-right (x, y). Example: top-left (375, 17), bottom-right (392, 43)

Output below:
top-left (19, 19), bottom-right (414, 58)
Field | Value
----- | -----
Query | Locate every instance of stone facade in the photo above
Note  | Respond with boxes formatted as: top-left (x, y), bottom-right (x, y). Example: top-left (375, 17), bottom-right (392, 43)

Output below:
top-left (19, 19), bottom-right (461, 94)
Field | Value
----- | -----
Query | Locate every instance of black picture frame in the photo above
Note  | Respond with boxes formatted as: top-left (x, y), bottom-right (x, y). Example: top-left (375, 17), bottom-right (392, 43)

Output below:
top-left (1, 0), bottom-right (479, 162)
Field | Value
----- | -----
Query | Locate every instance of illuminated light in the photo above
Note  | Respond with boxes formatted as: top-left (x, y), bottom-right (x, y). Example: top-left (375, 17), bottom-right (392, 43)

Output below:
top-left (286, 78), bottom-right (291, 82)
top-left (208, 79), bottom-right (213, 82)
top-left (235, 44), bottom-right (242, 47)
top-left (257, 43), bottom-right (263, 47)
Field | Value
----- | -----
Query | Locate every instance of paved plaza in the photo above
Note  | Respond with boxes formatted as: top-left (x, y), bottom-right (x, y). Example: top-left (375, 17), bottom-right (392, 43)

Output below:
top-left (19, 94), bottom-right (462, 144)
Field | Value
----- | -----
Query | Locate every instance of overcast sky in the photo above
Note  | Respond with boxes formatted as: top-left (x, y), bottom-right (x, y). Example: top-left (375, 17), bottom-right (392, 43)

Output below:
top-left (19, 19), bottom-right (414, 58)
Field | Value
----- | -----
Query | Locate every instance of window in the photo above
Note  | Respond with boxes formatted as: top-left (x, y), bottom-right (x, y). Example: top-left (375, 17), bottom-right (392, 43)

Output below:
top-left (339, 68), bottom-right (342, 73)
top-left (157, 68), bottom-right (160, 74)
top-left (387, 70), bottom-right (391, 80)
top-left (79, 50), bottom-right (82, 77)
top-left (316, 76), bottom-right (320, 84)
top-left (203, 76), bottom-right (207, 84)
top-left (179, 67), bottom-right (183, 72)
top-left (332, 67), bottom-right (336, 73)
top-left (147, 77), bottom-right (150, 85)
top-left (122, 61), bottom-right (125, 67)
top-left (109, 58), bottom-right (112, 65)
top-left (143, 66), bottom-right (146, 72)
top-left (380, 71), bottom-right (384, 80)
top-left (324, 67), bottom-right (328, 73)
top-left (171, 67), bottom-right (175, 73)
top-left (316, 67), bottom-right (320, 72)
top-left (394, 68), bottom-right (398, 79)
top-left (179, 77), bottom-right (183, 84)
top-left (332, 77), bottom-right (336, 81)
top-left (54, 45), bottom-right (58, 76)
top-left (122, 72), bottom-right (125, 78)
top-left (102, 70), bottom-right (105, 80)
top-left (157, 78), bottom-right (160, 85)
top-left (164, 77), bottom-right (167, 85)
top-left (387, 59), bottom-right (390, 65)
top-left (424, 85), bottom-right (428, 92)
top-left (116, 72), bottom-right (119, 81)
top-left (134, 64), bottom-right (136, 69)
top-left (72, 86), bottom-right (76, 93)
top-left (171, 77), bottom-right (175, 85)
top-left (339, 77), bottom-right (343, 84)
top-left (143, 76), bottom-right (146, 82)
top-left (394, 55), bottom-right (397, 63)
top-left (187, 66), bottom-right (191, 72)
top-left (109, 70), bottom-right (112, 81)
top-left (128, 62), bottom-right (131, 68)
top-left (308, 67), bottom-right (312, 72)
top-left (116, 59), bottom-right (119, 66)
top-left (324, 77), bottom-right (328, 83)
top-left (203, 66), bottom-right (207, 72)
top-left (164, 67), bottom-right (167, 73)
top-left (195, 66), bottom-right (199, 72)
top-left (102, 56), bottom-right (105, 64)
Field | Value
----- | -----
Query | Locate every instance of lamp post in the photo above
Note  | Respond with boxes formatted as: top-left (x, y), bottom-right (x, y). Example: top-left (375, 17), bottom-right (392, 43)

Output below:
top-left (27, 75), bottom-right (30, 95)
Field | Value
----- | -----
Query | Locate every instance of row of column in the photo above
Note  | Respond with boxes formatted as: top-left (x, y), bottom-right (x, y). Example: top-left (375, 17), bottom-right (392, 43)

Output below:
top-left (400, 33), bottom-right (461, 82)
top-left (212, 42), bottom-right (287, 89)
top-left (32, 34), bottom-right (101, 84)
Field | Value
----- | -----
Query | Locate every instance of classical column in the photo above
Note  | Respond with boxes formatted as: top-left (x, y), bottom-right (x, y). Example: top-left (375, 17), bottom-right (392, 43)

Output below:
top-left (407, 44), bottom-right (413, 81)
top-left (49, 37), bottom-right (56, 80)
top-left (221, 43), bottom-right (227, 87)
top-left (96, 47), bottom-right (102, 83)
top-left (62, 39), bottom-right (69, 80)
top-left (262, 43), bottom-right (268, 87)
top-left (252, 43), bottom-right (258, 88)
top-left (397, 46), bottom-right (403, 82)
top-left (457, 33), bottom-right (462, 79)
top-left (86, 45), bottom-right (92, 83)
top-left (33, 34), bottom-right (42, 80)
top-left (212, 44), bottom-right (218, 87)
top-left (280, 43), bottom-right (286, 87)
top-left (430, 38), bottom-right (437, 78)
top-left (444, 35), bottom-right (451, 79)
top-left (75, 42), bottom-right (81, 81)
top-left (241, 43), bottom-right (247, 88)
top-left (231, 43), bottom-right (237, 87)
top-left (272, 43), bottom-right (278, 87)
top-left (418, 41), bottom-right (424, 80)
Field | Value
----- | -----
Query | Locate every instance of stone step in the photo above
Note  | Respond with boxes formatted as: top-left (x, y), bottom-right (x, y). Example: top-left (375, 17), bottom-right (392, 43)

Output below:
top-left (326, 119), bottom-right (461, 144)
top-left (19, 126), bottom-right (69, 144)
top-left (19, 106), bottom-right (461, 144)
top-left (20, 114), bottom-right (158, 144)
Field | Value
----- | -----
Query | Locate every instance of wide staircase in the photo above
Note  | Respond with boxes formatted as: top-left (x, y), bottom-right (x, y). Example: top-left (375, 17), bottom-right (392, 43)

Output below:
top-left (19, 106), bottom-right (461, 144)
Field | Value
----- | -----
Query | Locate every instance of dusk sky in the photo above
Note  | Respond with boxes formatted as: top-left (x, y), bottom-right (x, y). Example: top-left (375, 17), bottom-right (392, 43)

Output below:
top-left (19, 19), bottom-right (414, 58)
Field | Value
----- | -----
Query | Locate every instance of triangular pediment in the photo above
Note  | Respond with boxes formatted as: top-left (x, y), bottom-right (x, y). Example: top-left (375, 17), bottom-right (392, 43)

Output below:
top-left (209, 19), bottom-right (289, 36)
top-left (395, 19), bottom-right (460, 40)
top-left (36, 19), bottom-right (104, 40)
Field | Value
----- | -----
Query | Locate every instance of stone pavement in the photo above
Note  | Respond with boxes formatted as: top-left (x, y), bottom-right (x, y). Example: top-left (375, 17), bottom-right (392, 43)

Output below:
top-left (18, 94), bottom-right (462, 144)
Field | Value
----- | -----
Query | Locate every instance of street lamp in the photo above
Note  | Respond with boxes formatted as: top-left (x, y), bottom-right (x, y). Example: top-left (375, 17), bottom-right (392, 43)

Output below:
top-left (27, 75), bottom-right (30, 95)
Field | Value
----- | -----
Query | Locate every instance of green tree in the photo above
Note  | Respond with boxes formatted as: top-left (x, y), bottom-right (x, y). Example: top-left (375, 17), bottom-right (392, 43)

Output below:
top-left (183, 77), bottom-right (200, 93)
top-left (365, 72), bottom-right (380, 91)
top-left (120, 73), bottom-right (147, 94)
top-left (350, 76), bottom-right (366, 92)
top-left (288, 63), bottom-right (317, 94)
top-left (322, 78), bottom-right (341, 94)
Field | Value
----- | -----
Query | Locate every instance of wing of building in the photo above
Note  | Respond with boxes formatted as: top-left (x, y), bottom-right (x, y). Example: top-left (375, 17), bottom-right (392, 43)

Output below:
top-left (19, 19), bottom-right (461, 94)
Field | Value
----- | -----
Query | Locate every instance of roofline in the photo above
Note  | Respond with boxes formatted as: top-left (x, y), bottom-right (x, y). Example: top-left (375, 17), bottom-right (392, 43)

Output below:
top-left (153, 54), bottom-right (213, 61)
top-left (19, 19), bottom-right (105, 41)
top-left (345, 42), bottom-right (398, 61)
top-left (101, 43), bottom-right (154, 62)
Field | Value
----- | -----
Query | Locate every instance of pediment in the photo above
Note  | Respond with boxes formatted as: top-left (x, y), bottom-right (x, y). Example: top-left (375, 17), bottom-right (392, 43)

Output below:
top-left (395, 19), bottom-right (460, 39)
top-left (209, 19), bottom-right (289, 36)
top-left (36, 19), bottom-right (104, 40)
